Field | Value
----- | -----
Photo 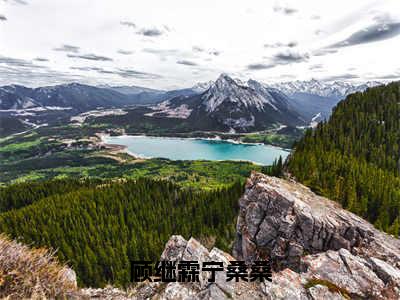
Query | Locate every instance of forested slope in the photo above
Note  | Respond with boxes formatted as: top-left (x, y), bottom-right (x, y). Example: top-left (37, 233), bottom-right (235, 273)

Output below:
top-left (288, 82), bottom-right (400, 235)
top-left (0, 178), bottom-right (243, 287)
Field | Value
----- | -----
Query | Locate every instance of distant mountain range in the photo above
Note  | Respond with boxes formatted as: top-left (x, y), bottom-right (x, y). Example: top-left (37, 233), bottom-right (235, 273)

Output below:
top-left (268, 79), bottom-right (382, 121)
top-left (268, 79), bottom-right (381, 100)
top-left (0, 83), bottom-right (132, 111)
top-left (0, 75), bottom-right (383, 134)
top-left (0, 82), bottom-right (209, 111)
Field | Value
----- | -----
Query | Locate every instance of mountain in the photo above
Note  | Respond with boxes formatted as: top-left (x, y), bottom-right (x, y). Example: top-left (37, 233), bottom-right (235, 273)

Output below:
top-left (191, 80), bottom-right (214, 92)
top-left (0, 85), bottom-right (40, 110)
top-left (33, 83), bottom-right (136, 111)
top-left (1, 77), bottom-right (383, 131)
top-left (269, 79), bottom-right (381, 100)
top-left (100, 82), bottom-right (210, 99)
top-left (288, 81), bottom-right (400, 235)
top-left (0, 82), bottom-right (212, 135)
top-left (145, 77), bottom-right (382, 130)
top-left (0, 82), bottom-right (191, 112)
top-left (0, 83), bottom-right (138, 112)
top-left (269, 79), bottom-right (382, 121)
top-left (147, 74), bottom-right (305, 132)
top-left (0, 116), bottom-right (31, 136)
top-left (99, 84), bottom-right (168, 105)
top-left (286, 92), bottom-right (339, 121)
top-left (100, 83), bottom-right (211, 105)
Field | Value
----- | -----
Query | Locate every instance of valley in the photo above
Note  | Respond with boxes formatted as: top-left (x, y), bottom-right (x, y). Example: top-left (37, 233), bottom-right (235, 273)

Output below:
top-left (0, 126), bottom-right (262, 188)
top-left (1, 74), bottom-right (339, 186)
top-left (2, 1), bottom-right (400, 298)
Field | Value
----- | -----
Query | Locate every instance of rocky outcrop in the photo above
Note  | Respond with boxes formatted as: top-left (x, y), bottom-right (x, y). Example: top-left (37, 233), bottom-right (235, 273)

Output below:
top-left (132, 235), bottom-right (265, 299)
top-left (232, 172), bottom-right (400, 299)
top-left (233, 173), bottom-right (400, 269)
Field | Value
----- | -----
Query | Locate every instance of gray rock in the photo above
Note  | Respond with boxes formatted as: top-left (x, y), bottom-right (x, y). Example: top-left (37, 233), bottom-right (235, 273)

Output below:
top-left (233, 172), bottom-right (400, 273)
top-left (79, 286), bottom-right (133, 300)
top-left (132, 236), bottom-right (264, 300)
top-left (302, 248), bottom-right (385, 299)
top-left (233, 173), bottom-right (400, 299)
top-left (262, 269), bottom-right (309, 300)
top-left (161, 235), bottom-right (188, 261)
top-left (307, 285), bottom-right (346, 300)
top-left (369, 257), bottom-right (400, 285)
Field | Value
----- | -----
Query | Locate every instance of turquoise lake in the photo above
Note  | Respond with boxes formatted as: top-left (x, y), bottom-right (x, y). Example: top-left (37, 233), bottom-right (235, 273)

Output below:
top-left (103, 135), bottom-right (290, 165)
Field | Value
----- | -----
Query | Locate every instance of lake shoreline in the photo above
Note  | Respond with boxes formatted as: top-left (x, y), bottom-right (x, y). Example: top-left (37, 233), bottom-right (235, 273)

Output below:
top-left (99, 133), bottom-right (290, 165)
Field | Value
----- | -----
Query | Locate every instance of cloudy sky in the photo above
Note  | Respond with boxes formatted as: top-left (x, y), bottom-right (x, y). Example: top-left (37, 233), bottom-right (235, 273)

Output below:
top-left (1, 0), bottom-right (400, 89)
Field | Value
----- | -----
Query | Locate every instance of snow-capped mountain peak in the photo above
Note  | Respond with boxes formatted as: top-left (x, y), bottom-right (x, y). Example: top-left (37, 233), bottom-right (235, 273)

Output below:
top-left (202, 74), bottom-right (269, 113)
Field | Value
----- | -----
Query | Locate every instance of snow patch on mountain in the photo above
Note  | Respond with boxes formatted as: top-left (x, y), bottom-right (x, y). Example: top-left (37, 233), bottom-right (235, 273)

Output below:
top-left (310, 112), bottom-right (322, 128)
top-left (191, 81), bottom-right (213, 93)
top-left (70, 109), bottom-right (127, 124)
top-left (145, 101), bottom-right (193, 119)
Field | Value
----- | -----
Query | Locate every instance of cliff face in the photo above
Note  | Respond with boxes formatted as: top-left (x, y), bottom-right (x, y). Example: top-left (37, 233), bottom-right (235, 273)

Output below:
top-left (233, 172), bottom-right (400, 299)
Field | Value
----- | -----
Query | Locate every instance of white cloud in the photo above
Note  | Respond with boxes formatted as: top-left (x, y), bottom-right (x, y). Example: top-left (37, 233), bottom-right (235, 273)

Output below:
top-left (0, 0), bottom-right (399, 88)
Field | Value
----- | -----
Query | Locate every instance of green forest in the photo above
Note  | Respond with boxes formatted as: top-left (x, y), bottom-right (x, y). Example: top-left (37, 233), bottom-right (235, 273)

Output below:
top-left (288, 82), bottom-right (400, 236)
top-left (0, 178), bottom-right (243, 287)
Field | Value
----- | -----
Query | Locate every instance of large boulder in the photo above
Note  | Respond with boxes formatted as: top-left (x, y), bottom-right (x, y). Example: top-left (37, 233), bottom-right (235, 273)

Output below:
top-left (233, 172), bottom-right (400, 272)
